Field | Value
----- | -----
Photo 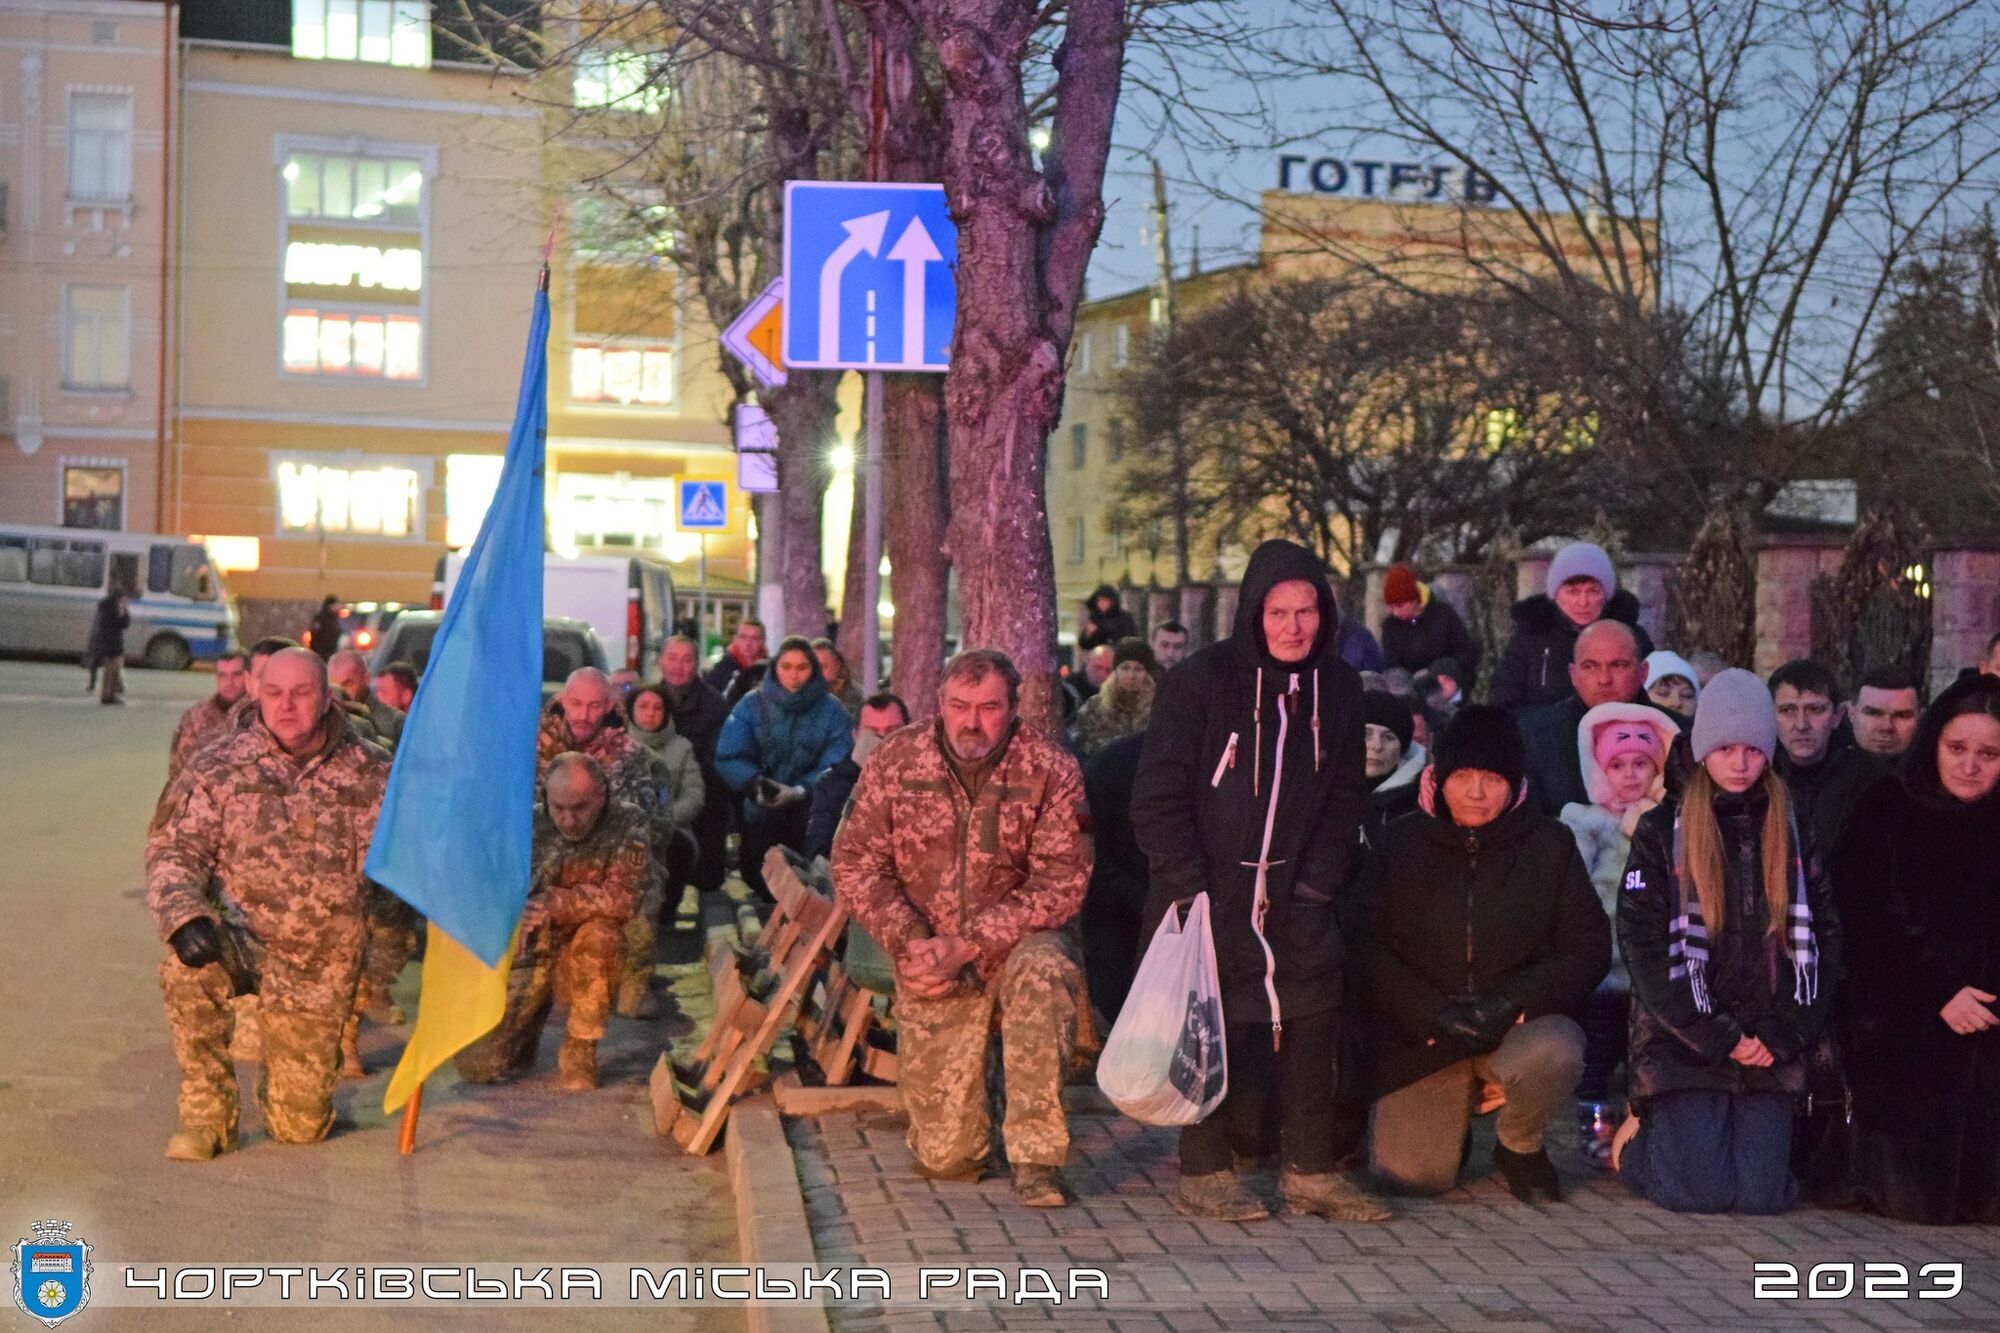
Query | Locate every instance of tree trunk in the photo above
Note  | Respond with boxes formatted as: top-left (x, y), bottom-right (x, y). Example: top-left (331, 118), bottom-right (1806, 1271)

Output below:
top-left (923, 0), bottom-right (1124, 732)
top-left (886, 374), bottom-right (949, 716)
top-left (765, 375), bottom-right (839, 640)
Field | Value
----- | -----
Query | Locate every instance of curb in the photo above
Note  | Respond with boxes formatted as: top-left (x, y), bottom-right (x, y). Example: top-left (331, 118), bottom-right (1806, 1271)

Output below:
top-left (726, 1097), bottom-right (832, 1333)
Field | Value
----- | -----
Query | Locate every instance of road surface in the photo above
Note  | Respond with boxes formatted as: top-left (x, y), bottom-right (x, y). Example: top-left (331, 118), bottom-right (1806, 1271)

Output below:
top-left (0, 660), bottom-right (739, 1329)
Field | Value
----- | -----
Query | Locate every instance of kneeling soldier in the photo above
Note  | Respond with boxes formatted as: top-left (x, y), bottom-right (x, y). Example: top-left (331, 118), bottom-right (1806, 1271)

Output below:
top-left (832, 649), bottom-right (1092, 1207)
top-left (146, 648), bottom-right (389, 1160)
top-left (455, 753), bottom-right (648, 1090)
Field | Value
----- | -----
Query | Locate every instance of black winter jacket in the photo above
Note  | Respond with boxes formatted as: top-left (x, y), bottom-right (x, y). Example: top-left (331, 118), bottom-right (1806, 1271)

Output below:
top-left (1357, 800), bottom-right (1610, 1095)
top-left (1619, 787), bottom-right (1840, 1104)
top-left (1489, 590), bottom-right (1654, 711)
top-left (1380, 595), bottom-right (1482, 688)
top-left (87, 593), bottom-right (128, 659)
top-left (1132, 539), bottom-right (1369, 1026)
top-left (1825, 775), bottom-right (2000, 1223)
top-left (1775, 738), bottom-right (1881, 885)
top-left (1079, 584), bottom-right (1139, 652)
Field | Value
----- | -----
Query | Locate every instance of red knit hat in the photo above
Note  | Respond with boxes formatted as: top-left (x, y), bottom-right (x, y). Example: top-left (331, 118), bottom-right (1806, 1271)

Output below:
top-left (1383, 564), bottom-right (1420, 605)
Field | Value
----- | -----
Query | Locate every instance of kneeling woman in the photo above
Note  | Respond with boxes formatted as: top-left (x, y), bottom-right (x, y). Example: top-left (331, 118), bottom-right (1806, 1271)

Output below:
top-left (1819, 672), bottom-right (2000, 1224)
top-left (1615, 669), bottom-right (1839, 1214)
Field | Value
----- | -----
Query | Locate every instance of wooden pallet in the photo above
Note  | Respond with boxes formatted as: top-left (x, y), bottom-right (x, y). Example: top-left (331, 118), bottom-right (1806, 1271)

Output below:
top-left (651, 848), bottom-right (850, 1155)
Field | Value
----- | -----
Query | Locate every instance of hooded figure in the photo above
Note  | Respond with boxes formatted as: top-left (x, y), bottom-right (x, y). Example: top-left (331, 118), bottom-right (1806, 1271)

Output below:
top-left (715, 637), bottom-right (853, 898)
top-left (1559, 703), bottom-right (1680, 991)
top-left (1078, 584), bottom-right (1139, 652)
top-left (1131, 539), bottom-right (1385, 1223)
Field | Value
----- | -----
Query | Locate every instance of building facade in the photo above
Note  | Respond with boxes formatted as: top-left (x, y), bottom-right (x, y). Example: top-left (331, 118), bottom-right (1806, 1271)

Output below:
top-left (167, 0), bottom-right (752, 630)
top-left (0, 0), bottom-right (174, 534)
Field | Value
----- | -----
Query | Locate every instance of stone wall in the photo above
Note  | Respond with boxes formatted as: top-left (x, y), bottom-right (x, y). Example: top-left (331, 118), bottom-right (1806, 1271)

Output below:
top-left (1929, 547), bottom-right (2000, 697)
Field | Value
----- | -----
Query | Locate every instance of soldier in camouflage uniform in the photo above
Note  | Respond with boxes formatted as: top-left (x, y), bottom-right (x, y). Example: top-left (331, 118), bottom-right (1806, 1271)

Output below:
top-left (537, 667), bottom-right (668, 1020)
top-left (832, 649), bottom-right (1092, 1208)
top-left (454, 753), bottom-right (649, 1091)
top-left (146, 648), bottom-right (389, 1160)
top-left (167, 651), bottom-right (248, 782)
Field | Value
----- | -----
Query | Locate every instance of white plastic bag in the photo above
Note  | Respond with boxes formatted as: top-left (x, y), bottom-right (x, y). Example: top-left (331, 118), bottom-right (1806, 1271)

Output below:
top-left (1096, 892), bottom-right (1228, 1125)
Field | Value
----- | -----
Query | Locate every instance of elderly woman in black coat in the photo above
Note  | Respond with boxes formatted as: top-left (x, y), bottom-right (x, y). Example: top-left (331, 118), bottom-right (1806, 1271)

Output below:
top-left (1816, 672), bottom-right (2000, 1224)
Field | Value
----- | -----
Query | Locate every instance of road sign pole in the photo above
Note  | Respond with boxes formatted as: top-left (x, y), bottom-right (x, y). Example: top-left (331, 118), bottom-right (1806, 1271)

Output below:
top-left (862, 371), bottom-right (885, 693)
top-left (699, 535), bottom-right (709, 654)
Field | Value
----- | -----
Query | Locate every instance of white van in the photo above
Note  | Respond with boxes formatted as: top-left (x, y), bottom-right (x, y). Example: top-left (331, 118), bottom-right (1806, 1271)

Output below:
top-left (0, 525), bottom-right (239, 669)
top-left (435, 551), bottom-right (676, 674)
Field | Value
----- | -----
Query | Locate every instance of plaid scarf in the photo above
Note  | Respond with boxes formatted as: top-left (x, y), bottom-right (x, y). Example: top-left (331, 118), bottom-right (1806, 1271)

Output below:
top-left (1666, 808), bottom-right (1819, 1015)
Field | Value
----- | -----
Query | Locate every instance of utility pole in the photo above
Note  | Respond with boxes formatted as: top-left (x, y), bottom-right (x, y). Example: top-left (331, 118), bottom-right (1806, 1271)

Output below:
top-left (1151, 159), bottom-right (1191, 587)
top-left (859, 32), bottom-right (888, 693)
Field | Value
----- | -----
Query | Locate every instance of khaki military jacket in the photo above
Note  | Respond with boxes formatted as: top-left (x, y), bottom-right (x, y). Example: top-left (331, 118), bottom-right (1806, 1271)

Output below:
top-left (831, 720), bottom-right (1091, 979)
top-left (167, 695), bottom-right (234, 780)
top-left (530, 800), bottom-right (650, 927)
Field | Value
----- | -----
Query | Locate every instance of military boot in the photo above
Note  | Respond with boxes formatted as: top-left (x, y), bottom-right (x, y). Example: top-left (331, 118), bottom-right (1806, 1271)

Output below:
top-left (557, 1038), bottom-right (598, 1091)
top-left (1277, 1170), bottom-right (1393, 1222)
top-left (164, 1124), bottom-right (234, 1162)
top-left (339, 1015), bottom-right (366, 1078)
top-left (615, 974), bottom-right (660, 1020)
top-left (1171, 1170), bottom-right (1269, 1221)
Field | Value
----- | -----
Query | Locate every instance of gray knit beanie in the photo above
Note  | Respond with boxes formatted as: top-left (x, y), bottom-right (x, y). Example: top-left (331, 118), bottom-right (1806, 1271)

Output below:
top-left (1545, 542), bottom-right (1616, 598)
top-left (1690, 668), bottom-right (1777, 761)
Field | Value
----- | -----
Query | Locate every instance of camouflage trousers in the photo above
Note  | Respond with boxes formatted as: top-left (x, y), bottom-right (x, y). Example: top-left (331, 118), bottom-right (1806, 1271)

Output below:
top-left (453, 917), bottom-right (621, 1084)
top-left (618, 881), bottom-right (664, 1008)
top-left (158, 929), bottom-right (361, 1145)
top-left (895, 930), bottom-right (1084, 1173)
top-left (354, 886), bottom-right (418, 1019)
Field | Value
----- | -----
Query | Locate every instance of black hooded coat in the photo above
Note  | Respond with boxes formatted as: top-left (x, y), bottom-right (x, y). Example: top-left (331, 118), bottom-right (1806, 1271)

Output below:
top-left (1131, 540), bottom-right (1368, 1026)
top-left (1079, 584), bottom-right (1139, 652)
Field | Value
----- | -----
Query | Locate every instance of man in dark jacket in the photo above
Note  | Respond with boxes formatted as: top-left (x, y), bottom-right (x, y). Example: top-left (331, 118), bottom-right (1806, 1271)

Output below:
top-left (1132, 538), bottom-right (1388, 1224)
top-left (1490, 542), bottom-right (1654, 711)
top-left (659, 635), bottom-right (730, 896)
top-left (309, 596), bottom-right (343, 662)
top-left (1517, 620), bottom-right (1684, 816)
top-left (704, 618), bottom-right (767, 700)
top-left (1768, 659), bottom-right (1881, 865)
top-left (1358, 706), bottom-right (1609, 1202)
top-left (88, 585), bottom-right (130, 705)
top-left (804, 692), bottom-right (908, 859)
top-left (1081, 731), bottom-right (1148, 1025)
top-left (1379, 564), bottom-right (1482, 688)
top-left (1078, 585), bottom-right (1138, 652)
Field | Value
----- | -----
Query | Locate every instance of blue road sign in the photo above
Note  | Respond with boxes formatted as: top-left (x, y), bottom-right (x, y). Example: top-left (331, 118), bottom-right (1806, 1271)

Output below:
top-left (782, 181), bottom-right (956, 372)
top-left (677, 479), bottom-right (729, 531)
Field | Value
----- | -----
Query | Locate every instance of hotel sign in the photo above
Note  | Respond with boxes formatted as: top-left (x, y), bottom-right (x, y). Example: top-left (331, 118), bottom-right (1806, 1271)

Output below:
top-left (1277, 155), bottom-right (1499, 205)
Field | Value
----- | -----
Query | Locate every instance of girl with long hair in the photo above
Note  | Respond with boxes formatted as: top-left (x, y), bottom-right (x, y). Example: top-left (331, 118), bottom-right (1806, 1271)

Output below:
top-left (1612, 670), bottom-right (1840, 1213)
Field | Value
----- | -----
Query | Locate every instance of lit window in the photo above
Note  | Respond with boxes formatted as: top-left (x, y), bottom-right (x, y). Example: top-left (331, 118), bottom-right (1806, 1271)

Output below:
top-left (68, 92), bottom-right (132, 203)
top-left (293, 0), bottom-right (430, 68)
top-left (570, 344), bottom-right (675, 405)
top-left (284, 153), bottom-right (423, 227)
top-left (575, 49), bottom-right (666, 115)
top-left (63, 466), bottom-right (124, 531)
top-left (276, 459), bottom-right (423, 538)
top-left (284, 309), bottom-right (423, 379)
top-left (63, 286), bottom-right (130, 390)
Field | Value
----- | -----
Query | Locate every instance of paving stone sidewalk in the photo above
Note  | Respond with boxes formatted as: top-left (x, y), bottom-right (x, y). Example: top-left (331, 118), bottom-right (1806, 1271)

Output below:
top-left (787, 1109), bottom-right (2000, 1332)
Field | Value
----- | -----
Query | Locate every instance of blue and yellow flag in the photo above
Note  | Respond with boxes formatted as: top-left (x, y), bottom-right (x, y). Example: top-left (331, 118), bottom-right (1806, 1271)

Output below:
top-left (370, 277), bottom-right (549, 1113)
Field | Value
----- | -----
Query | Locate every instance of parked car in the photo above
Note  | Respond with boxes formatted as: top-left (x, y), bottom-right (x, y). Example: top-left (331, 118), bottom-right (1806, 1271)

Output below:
top-left (338, 601), bottom-right (409, 655)
top-left (368, 613), bottom-right (608, 701)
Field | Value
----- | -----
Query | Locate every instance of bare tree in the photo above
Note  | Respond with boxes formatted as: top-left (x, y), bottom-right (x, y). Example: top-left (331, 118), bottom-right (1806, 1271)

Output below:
top-left (1266, 0), bottom-right (2000, 544)
top-left (1112, 279), bottom-right (1610, 569)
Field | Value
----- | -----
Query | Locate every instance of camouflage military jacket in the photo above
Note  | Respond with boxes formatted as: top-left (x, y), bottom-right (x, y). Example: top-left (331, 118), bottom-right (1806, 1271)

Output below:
top-left (536, 709), bottom-right (660, 826)
top-left (147, 703), bottom-right (390, 949)
top-left (831, 720), bottom-right (1091, 980)
top-left (167, 696), bottom-right (234, 779)
top-left (530, 799), bottom-right (649, 927)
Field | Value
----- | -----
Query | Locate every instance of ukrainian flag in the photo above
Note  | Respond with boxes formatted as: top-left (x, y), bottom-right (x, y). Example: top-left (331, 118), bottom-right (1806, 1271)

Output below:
top-left (370, 274), bottom-right (549, 1114)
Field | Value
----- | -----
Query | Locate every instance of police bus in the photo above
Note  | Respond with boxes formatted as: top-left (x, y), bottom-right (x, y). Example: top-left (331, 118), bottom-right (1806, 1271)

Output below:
top-left (0, 525), bottom-right (239, 669)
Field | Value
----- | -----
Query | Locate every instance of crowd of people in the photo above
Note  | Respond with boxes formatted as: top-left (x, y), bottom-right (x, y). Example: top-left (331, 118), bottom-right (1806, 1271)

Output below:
top-left (140, 542), bottom-right (2000, 1236)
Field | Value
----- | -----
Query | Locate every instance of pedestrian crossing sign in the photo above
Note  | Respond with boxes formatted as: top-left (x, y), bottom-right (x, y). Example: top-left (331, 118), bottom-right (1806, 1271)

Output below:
top-left (677, 479), bottom-right (730, 532)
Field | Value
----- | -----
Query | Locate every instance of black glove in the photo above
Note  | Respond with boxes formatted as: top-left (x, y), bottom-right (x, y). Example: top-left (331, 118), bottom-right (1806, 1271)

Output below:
top-left (1432, 994), bottom-right (1523, 1054)
top-left (169, 918), bottom-right (223, 969)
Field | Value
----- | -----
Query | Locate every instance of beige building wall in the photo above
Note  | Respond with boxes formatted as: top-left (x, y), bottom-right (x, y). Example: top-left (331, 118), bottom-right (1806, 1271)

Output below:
top-left (174, 27), bottom-right (761, 611)
top-left (0, 0), bottom-right (172, 534)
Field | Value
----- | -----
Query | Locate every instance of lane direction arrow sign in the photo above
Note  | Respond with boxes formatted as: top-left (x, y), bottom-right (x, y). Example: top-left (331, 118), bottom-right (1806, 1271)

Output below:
top-left (782, 181), bottom-right (956, 372)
